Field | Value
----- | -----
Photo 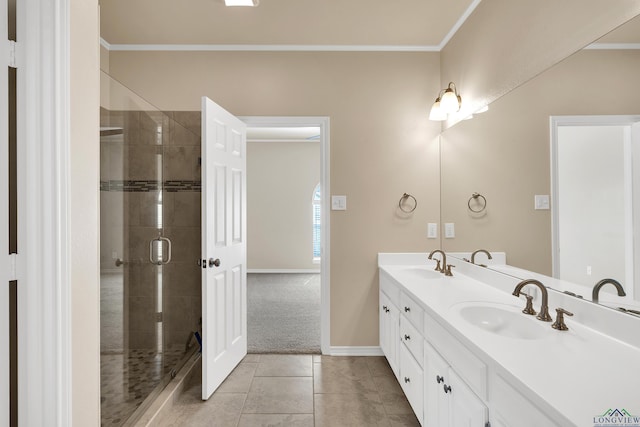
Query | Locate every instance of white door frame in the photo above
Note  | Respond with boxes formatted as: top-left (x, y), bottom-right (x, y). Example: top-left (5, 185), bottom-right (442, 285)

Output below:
top-left (550, 115), bottom-right (640, 298)
top-left (240, 116), bottom-right (331, 355)
top-left (13, 0), bottom-right (72, 425)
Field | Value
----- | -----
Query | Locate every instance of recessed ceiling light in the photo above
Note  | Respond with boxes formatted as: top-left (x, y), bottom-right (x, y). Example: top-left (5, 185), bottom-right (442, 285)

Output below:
top-left (225, 0), bottom-right (259, 6)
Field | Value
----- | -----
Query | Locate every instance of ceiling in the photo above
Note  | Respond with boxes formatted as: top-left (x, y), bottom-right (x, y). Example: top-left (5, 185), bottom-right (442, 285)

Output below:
top-left (100, 0), bottom-right (477, 48)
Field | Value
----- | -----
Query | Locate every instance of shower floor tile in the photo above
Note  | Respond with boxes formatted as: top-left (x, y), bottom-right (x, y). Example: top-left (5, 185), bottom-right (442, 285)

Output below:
top-left (100, 348), bottom-right (186, 426)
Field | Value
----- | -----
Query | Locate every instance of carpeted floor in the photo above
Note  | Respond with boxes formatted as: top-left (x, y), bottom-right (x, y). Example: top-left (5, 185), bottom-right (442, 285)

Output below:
top-left (247, 273), bottom-right (321, 354)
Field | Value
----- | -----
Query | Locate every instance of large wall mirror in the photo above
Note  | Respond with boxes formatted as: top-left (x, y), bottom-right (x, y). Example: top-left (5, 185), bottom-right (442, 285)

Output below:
top-left (440, 15), bottom-right (640, 307)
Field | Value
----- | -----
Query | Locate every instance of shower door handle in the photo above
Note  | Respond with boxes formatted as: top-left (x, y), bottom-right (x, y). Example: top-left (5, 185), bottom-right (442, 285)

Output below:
top-left (149, 236), bottom-right (172, 265)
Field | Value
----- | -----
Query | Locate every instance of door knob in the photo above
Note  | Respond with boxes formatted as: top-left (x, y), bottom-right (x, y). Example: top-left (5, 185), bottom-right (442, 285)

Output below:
top-left (209, 258), bottom-right (221, 267)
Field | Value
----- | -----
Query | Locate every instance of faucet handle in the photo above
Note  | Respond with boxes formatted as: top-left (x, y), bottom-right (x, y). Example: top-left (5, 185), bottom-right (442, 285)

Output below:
top-left (520, 294), bottom-right (537, 316)
top-left (433, 259), bottom-right (442, 272)
top-left (551, 308), bottom-right (574, 331)
top-left (444, 264), bottom-right (455, 276)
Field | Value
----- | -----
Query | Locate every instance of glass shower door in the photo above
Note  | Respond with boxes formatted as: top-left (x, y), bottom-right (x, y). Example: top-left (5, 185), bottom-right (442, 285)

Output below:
top-left (100, 72), bottom-right (201, 426)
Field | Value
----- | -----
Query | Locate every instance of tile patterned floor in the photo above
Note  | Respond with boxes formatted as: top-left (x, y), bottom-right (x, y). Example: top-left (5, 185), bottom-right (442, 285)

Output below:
top-left (157, 354), bottom-right (420, 427)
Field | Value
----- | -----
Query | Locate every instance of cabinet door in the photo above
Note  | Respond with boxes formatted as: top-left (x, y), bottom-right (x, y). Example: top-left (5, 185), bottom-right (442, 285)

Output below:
top-left (388, 301), bottom-right (400, 378)
top-left (380, 292), bottom-right (399, 378)
top-left (380, 292), bottom-right (389, 356)
top-left (400, 343), bottom-right (424, 424)
top-left (448, 369), bottom-right (488, 427)
top-left (424, 342), bottom-right (449, 427)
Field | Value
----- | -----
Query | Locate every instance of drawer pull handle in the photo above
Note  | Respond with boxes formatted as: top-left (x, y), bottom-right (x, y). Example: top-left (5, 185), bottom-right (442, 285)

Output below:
top-left (404, 377), bottom-right (410, 383)
top-left (436, 375), bottom-right (444, 384)
top-left (404, 334), bottom-right (411, 340)
top-left (404, 307), bottom-right (410, 312)
top-left (443, 384), bottom-right (452, 394)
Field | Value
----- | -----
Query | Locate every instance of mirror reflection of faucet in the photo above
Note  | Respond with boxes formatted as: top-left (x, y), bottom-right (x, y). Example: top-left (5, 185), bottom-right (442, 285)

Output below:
top-left (592, 278), bottom-right (626, 303)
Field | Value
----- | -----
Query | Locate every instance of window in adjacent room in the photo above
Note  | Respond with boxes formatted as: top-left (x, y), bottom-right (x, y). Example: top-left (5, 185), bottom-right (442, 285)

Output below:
top-left (312, 183), bottom-right (321, 262)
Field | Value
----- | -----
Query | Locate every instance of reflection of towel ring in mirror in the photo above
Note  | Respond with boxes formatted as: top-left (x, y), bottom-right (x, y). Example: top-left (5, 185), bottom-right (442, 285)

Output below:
top-left (399, 193), bottom-right (417, 213)
top-left (468, 192), bottom-right (487, 213)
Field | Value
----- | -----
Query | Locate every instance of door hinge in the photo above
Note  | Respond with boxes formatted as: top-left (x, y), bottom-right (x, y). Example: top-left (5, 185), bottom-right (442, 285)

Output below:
top-left (8, 40), bottom-right (17, 68)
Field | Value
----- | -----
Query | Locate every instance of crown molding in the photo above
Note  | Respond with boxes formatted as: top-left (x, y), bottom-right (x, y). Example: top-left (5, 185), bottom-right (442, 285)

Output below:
top-left (99, 40), bottom-right (439, 52)
top-left (438, 0), bottom-right (482, 50)
top-left (584, 42), bottom-right (640, 50)
top-left (99, 0), bottom-right (483, 53)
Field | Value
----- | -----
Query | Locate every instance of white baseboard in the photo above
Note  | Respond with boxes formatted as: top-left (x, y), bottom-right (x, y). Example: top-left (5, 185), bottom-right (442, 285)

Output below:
top-left (328, 346), bottom-right (384, 356)
top-left (248, 269), bottom-right (321, 274)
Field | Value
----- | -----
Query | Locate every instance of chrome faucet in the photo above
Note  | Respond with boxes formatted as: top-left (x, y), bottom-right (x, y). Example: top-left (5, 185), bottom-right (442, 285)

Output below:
top-left (470, 249), bottom-right (492, 266)
top-left (428, 250), bottom-right (446, 273)
top-left (592, 278), bottom-right (626, 303)
top-left (512, 279), bottom-right (552, 321)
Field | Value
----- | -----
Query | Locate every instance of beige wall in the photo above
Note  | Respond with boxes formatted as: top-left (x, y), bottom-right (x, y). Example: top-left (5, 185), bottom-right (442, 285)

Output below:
top-left (247, 141), bottom-right (321, 271)
top-left (440, 0), bottom-right (640, 127)
top-left (440, 49), bottom-right (640, 275)
top-left (107, 51), bottom-right (442, 346)
top-left (71, 0), bottom-right (100, 424)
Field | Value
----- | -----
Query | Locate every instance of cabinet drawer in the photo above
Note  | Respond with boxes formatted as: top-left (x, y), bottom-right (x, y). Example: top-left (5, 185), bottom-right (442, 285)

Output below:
top-left (400, 292), bottom-right (424, 334)
top-left (400, 344), bottom-right (424, 424)
top-left (424, 312), bottom-right (487, 400)
top-left (380, 273), bottom-right (400, 306)
top-left (400, 315), bottom-right (423, 366)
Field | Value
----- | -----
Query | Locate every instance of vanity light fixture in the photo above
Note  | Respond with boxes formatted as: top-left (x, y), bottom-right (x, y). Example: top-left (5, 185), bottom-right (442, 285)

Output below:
top-left (224, 0), bottom-right (259, 6)
top-left (439, 82), bottom-right (462, 113)
top-left (428, 82), bottom-right (462, 121)
top-left (428, 95), bottom-right (447, 121)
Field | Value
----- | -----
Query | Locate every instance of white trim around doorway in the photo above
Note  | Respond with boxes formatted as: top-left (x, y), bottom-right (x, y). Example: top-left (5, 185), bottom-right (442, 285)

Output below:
top-left (17, 0), bottom-right (72, 425)
top-left (240, 116), bottom-right (331, 355)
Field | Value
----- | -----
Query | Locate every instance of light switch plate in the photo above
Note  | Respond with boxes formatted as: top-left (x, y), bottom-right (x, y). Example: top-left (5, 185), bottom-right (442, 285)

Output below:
top-left (444, 223), bottom-right (455, 239)
top-left (427, 223), bottom-right (438, 239)
top-left (331, 195), bottom-right (347, 211)
top-left (534, 195), bottom-right (550, 210)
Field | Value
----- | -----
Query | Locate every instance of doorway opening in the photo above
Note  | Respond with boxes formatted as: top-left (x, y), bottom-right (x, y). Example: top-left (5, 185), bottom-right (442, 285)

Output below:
top-left (551, 115), bottom-right (640, 301)
top-left (243, 117), bottom-right (330, 355)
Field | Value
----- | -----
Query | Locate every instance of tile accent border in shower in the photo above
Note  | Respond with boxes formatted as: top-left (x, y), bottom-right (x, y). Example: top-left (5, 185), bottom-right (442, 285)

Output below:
top-left (100, 180), bottom-right (202, 192)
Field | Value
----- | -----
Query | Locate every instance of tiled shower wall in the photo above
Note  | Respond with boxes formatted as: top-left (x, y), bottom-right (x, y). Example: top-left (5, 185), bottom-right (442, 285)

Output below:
top-left (100, 108), bottom-right (202, 352)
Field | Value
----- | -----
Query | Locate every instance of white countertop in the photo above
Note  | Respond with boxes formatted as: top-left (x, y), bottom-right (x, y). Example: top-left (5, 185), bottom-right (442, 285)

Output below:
top-left (379, 253), bottom-right (640, 426)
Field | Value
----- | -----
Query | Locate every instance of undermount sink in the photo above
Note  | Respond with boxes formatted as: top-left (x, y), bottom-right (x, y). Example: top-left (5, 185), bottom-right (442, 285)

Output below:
top-left (452, 301), bottom-right (548, 340)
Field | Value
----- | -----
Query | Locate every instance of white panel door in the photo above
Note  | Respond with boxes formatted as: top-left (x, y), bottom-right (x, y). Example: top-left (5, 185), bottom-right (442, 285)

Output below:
top-left (448, 369), bottom-right (488, 427)
top-left (201, 97), bottom-right (247, 400)
top-left (0, 0), bottom-right (11, 422)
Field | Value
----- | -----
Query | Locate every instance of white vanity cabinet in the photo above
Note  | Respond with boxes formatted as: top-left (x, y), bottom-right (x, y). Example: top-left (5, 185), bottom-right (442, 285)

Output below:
top-left (424, 341), bottom-right (488, 427)
top-left (379, 275), bottom-right (400, 378)
top-left (378, 255), bottom-right (638, 427)
top-left (398, 291), bottom-right (425, 423)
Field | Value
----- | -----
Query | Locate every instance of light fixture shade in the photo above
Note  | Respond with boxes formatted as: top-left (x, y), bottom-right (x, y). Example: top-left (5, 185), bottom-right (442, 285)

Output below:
top-left (440, 89), bottom-right (460, 113)
top-left (428, 99), bottom-right (447, 121)
top-left (225, 0), bottom-right (259, 6)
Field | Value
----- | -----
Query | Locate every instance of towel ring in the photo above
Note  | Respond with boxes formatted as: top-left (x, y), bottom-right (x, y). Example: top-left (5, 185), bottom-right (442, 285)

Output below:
top-left (468, 192), bottom-right (487, 213)
top-left (399, 193), bottom-right (417, 213)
